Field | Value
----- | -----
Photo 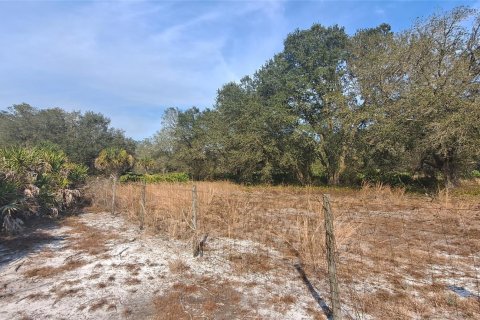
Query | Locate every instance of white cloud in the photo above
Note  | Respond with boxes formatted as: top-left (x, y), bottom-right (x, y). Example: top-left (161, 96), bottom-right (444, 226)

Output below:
top-left (374, 7), bottom-right (386, 17)
top-left (0, 1), bottom-right (288, 138)
top-left (1, 0), bottom-right (466, 139)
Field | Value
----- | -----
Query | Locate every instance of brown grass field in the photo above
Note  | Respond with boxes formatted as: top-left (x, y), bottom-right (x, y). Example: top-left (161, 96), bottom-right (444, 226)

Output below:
top-left (85, 179), bottom-right (480, 319)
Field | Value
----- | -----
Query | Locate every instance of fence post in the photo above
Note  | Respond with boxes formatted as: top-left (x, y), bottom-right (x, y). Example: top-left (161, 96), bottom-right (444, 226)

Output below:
top-left (111, 175), bottom-right (117, 215)
top-left (139, 180), bottom-right (146, 230)
top-left (323, 194), bottom-right (342, 319)
top-left (192, 185), bottom-right (198, 231)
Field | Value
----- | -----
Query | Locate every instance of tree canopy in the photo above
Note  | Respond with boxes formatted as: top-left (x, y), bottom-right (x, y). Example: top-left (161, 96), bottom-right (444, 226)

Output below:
top-left (0, 104), bottom-right (135, 169)
top-left (2, 7), bottom-right (478, 189)
top-left (138, 7), bottom-right (479, 188)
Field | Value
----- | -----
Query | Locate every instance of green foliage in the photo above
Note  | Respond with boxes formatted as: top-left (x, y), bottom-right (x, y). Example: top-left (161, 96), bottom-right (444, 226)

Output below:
top-left (0, 146), bottom-right (88, 232)
top-left (136, 157), bottom-right (155, 174)
top-left (120, 172), bottom-right (190, 183)
top-left (0, 180), bottom-right (19, 206)
top-left (1, 199), bottom-right (24, 235)
top-left (353, 7), bottom-right (480, 188)
top-left (137, 7), bottom-right (479, 188)
top-left (5, 7), bottom-right (476, 191)
top-left (94, 147), bottom-right (135, 215)
top-left (452, 184), bottom-right (480, 196)
top-left (357, 171), bottom-right (413, 187)
top-left (0, 146), bottom-right (87, 196)
top-left (94, 148), bottom-right (134, 177)
top-left (472, 170), bottom-right (480, 178)
top-left (0, 104), bottom-right (135, 169)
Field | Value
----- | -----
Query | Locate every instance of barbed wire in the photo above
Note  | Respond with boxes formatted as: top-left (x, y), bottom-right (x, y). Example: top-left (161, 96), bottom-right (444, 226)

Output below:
top-left (94, 181), bottom-right (480, 316)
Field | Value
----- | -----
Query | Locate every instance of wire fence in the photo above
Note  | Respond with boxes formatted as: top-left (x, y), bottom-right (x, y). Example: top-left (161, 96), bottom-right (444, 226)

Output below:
top-left (89, 179), bottom-right (480, 319)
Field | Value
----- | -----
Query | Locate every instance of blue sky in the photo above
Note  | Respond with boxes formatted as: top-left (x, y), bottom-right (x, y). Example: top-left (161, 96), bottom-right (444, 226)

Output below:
top-left (0, 0), bottom-right (478, 140)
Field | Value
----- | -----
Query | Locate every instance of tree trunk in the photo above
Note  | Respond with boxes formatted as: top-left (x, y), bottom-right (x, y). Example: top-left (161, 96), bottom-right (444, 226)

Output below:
top-left (328, 153), bottom-right (346, 186)
top-left (329, 172), bottom-right (340, 186)
top-left (443, 160), bottom-right (457, 190)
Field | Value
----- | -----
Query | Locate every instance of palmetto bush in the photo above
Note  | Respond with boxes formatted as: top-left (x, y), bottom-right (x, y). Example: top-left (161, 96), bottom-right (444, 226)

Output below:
top-left (0, 146), bottom-right (88, 234)
top-left (94, 147), bottom-right (134, 215)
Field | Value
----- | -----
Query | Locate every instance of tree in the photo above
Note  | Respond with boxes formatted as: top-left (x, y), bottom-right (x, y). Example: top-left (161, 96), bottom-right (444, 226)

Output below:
top-left (405, 7), bottom-right (480, 187)
top-left (354, 8), bottom-right (480, 188)
top-left (279, 24), bottom-right (355, 184)
top-left (0, 104), bottom-right (135, 170)
top-left (139, 6), bottom-right (479, 189)
top-left (170, 107), bottom-right (220, 180)
top-left (215, 74), bottom-right (317, 184)
top-left (136, 157), bottom-right (155, 174)
top-left (65, 111), bottom-right (135, 168)
top-left (136, 108), bottom-right (180, 174)
top-left (346, 24), bottom-right (408, 180)
top-left (94, 148), bottom-right (134, 214)
top-left (0, 104), bottom-right (70, 147)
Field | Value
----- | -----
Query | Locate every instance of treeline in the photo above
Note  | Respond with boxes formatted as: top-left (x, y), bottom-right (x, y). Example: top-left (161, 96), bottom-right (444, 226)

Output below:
top-left (138, 7), bottom-right (480, 187)
top-left (0, 103), bottom-right (135, 169)
top-left (0, 105), bottom-right (134, 233)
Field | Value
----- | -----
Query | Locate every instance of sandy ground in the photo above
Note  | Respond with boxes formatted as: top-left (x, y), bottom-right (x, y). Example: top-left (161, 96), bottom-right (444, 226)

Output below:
top-left (0, 212), bottom-right (328, 320)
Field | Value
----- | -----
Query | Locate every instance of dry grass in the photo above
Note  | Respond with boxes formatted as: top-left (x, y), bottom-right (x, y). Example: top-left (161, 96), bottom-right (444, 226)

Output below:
top-left (87, 272), bottom-right (101, 280)
top-left (21, 219), bottom-right (115, 279)
top-left (123, 262), bottom-right (142, 276)
top-left (25, 293), bottom-right (50, 301)
top-left (168, 259), bottom-right (190, 274)
top-left (89, 298), bottom-right (109, 312)
top-left (333, 183), bottom-right (480, 319)
top-left (53, 287), bottom-right (83, 302)
top-left (124, 277), bottom-right (142, 286)
top-left (227, 252), bottom-right (275, 274)
top-left (269, 294), bottom-right (297, 313)
top-left (153, 278), bottom-right (246, 320)
top-left (87, 179), bottom-right (334, 270)
top-left (23, 260), bottom-right (86, 278)
top-left (61, 217), bottom-right (117, 256)
top-left (87, 179), bottom-right (480, 319)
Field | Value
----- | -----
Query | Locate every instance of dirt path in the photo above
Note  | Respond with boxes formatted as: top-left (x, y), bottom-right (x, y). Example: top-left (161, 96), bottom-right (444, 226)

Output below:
top-left (0, 212), bottom-right (326, 319)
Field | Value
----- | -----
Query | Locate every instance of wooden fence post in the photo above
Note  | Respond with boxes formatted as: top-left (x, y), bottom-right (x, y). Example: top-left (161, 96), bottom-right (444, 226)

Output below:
top-left (323, 194), bottom-right (342, 319)
top-left (139, 180), bottom-right (146, 230)
top-left (192, 185), bottom-right (198, 231)
top-left (111, 175), bottom-right (117, 215)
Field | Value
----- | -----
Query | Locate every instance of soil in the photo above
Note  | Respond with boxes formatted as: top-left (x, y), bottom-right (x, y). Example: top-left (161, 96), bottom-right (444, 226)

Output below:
top-left (0, 212), bottom-right (327, 320)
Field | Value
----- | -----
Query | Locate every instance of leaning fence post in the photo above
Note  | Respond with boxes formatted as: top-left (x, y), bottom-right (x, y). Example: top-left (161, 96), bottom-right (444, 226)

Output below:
top-left (323, 194), bottom-right (342, 319)
top-left (139, 180), bottom-right (146, 230)
top-left (192, 185), bottom-right (198, 230)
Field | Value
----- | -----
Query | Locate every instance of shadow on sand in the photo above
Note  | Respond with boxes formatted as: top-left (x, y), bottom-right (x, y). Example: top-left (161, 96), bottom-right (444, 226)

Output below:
top-left (294, 262), bottom-right (333, 320)
top-left (0, 217), bottom-right (67, 269)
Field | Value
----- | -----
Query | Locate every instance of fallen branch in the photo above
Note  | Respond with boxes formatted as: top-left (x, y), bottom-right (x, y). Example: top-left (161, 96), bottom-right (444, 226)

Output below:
top-left (117, 247), bottom-right (129, 256)
top-left (14, 259), bottom-right (26, 272)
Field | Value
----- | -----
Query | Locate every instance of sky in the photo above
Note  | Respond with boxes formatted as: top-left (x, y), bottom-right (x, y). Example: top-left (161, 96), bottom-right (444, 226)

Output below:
top-left (0, 0), bottom-right (478, 140)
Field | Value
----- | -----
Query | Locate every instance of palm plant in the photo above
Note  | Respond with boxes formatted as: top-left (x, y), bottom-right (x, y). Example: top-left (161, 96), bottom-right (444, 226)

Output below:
top-left (137, 156), bottom-right (155, 174)
top-left (0, 146), bottom-right (88, 234)
top-left (1, 200), bottom-right (24, 235)
top-left (94, 148), bottom-right (134, 214)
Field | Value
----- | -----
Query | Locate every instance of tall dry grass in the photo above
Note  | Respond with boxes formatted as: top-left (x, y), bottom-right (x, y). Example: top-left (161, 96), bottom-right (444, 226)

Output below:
top-left (86, 179), bottom-right (358, 271)
top-left (86, 179), bottom-right (480, 319)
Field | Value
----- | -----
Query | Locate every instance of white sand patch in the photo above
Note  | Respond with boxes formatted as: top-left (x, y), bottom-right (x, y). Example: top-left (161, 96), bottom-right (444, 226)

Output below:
top-left (0, 212), bottom-right (329, 320)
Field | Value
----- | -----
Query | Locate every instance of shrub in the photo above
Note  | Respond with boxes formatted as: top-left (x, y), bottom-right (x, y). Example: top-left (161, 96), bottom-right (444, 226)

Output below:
top-left (0, 146), bottom-right (88, 234)
top-left (357, 170), bottom-right (414, 187)
top-left (472, 170), bottom-right (480, 178)
top-left (120, 172), bottom-right (190, 183)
